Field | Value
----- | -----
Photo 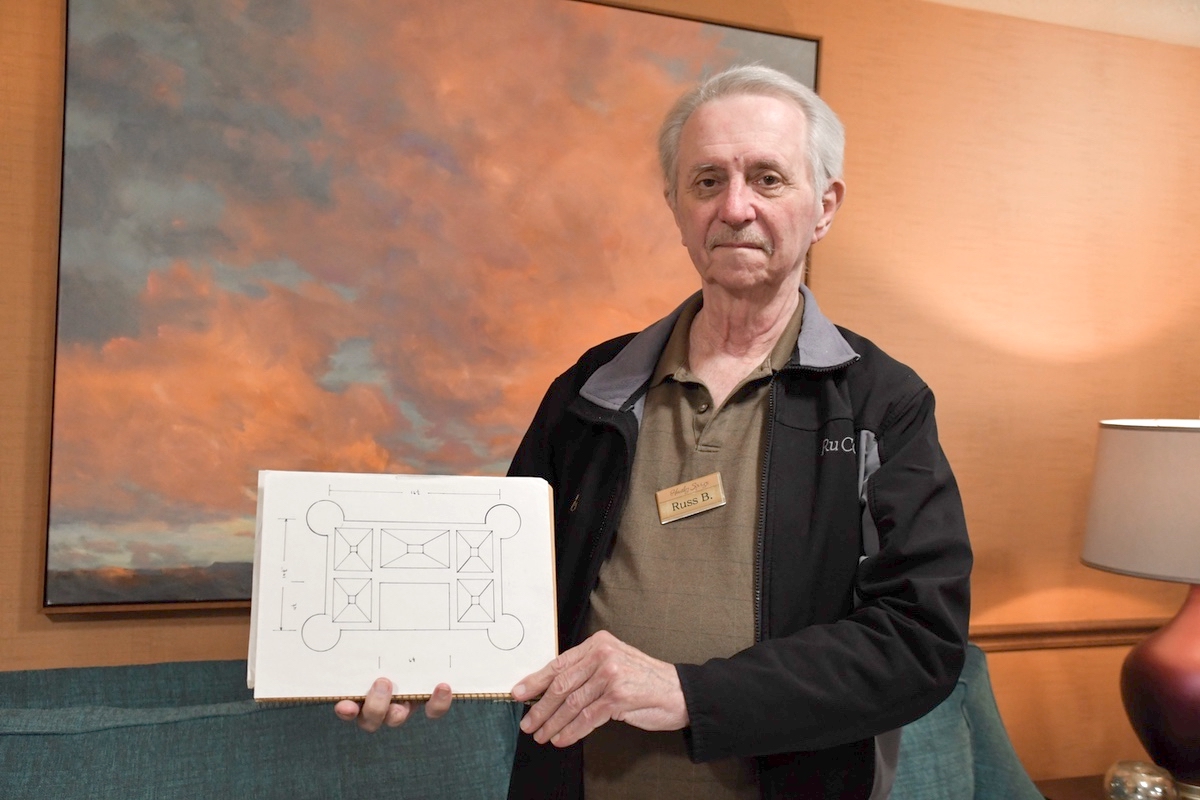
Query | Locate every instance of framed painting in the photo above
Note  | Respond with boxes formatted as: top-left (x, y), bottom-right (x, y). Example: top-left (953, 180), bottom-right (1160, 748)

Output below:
top-left (45, 0), bottom-right (820, 610)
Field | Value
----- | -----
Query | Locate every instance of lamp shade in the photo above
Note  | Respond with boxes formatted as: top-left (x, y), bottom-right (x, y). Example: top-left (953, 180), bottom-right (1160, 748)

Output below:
top-left (1081, 420), bottom-right (1200, 585)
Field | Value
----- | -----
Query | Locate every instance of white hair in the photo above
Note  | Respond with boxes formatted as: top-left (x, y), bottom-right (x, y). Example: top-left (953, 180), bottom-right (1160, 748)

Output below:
top-left (658, 64), bottom-right (845, 205)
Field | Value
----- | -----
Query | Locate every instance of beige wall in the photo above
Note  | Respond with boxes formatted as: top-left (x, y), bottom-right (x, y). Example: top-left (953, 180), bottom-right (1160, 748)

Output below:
top-left (4, 0), bottom-right (1198, 780)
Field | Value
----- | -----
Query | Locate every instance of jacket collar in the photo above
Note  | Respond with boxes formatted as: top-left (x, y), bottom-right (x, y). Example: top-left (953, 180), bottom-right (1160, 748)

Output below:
top-left (579, 283), bottom-right (860, 414)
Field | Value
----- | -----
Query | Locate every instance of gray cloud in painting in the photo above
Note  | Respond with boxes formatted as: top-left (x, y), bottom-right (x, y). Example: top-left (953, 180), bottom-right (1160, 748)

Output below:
top-left (212, 258), bottom-right (318, 298)
top-left (55, 271), bottom-right (141, 343)
top-left (59, 0), bottom-right (330, 338)
top-left (320, 338), bottom-right (389, 393)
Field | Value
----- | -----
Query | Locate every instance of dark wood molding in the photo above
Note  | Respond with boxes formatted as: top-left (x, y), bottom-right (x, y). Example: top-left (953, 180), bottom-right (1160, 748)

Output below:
top-left (970, 617), bottom-right (1168, 652)
top-left (43, 600), bottom-right (249, 618)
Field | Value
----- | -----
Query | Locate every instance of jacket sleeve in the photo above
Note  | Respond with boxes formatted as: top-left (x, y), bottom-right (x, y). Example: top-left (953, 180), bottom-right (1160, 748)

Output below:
top-left (676, 383), bottom-right (972, 762)
top-left (507, 379), bottom-right (562, 484)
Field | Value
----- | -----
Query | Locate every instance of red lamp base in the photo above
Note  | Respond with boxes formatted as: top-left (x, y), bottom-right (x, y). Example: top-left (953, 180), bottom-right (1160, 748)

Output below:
top-left (1121, 584), bottom-right (1200, 797)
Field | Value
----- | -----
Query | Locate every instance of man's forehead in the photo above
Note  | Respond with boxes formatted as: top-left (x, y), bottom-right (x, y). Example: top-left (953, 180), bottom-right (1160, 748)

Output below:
top-left (678, 94), bottom-right (807, 168)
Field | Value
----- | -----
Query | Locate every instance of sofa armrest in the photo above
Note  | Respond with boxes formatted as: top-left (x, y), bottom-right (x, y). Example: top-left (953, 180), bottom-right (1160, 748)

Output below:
top-left (890, 644), bottom-right (1044, 800)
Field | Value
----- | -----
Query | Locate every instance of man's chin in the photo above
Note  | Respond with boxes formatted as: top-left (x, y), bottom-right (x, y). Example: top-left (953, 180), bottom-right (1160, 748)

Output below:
top-left (698, 263), bottom-right (786, 293)
top-left (703, 252), bottom-right (772, 276)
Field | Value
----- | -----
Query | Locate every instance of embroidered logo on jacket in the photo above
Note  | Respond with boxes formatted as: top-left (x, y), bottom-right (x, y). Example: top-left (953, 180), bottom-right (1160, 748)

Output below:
top-left (821, 436), bottom-right (857, 456)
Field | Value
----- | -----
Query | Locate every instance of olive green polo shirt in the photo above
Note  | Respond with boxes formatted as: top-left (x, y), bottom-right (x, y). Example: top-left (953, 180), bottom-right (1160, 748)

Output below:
top-left (582, 291), bottom-right (805, 800)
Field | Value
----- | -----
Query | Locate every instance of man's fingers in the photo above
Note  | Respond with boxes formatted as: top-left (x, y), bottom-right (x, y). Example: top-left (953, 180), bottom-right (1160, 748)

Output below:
top-left (385, 699), bottom-right (413, 727)
top-left (425, 683), bottom-right (453, 719)
top-left (358, 677), bottom-right (395, 732)
top-left (516, 631), bottom-right (689, 748)
top-left (512, 647), bottom-right (584, 703)
top-left (535, 673), bottom-right (610, 746)
top-left (334, 679), bottom-right (455, 732)
top-left (519, 654), bottom-right (594, 734)
top-left (334, 699), bottom-right (362, 721)
top-left (520, 637), bottom-right (619, 743)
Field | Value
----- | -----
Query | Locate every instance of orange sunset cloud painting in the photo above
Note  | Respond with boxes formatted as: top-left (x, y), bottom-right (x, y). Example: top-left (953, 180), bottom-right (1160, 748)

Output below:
top-left (47, 0), bottom-right (817, 606)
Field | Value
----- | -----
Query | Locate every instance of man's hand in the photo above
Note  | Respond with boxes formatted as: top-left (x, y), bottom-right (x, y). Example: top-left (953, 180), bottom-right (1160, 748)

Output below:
top-left (334, 679), bottom-right (453, 733)
top-left (511, 630), bottom-right (689, 748)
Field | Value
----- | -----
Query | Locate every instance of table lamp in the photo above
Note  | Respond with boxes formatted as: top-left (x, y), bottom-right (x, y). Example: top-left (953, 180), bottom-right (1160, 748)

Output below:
top-left (1081, 420), bottom-right (1200, 800)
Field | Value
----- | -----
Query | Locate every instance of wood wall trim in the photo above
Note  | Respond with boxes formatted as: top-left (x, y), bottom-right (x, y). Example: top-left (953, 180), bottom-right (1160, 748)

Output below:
top-left (970, 617), bottom-right (1167, 652)
top-left (42, 600), bottom-right (249, 617)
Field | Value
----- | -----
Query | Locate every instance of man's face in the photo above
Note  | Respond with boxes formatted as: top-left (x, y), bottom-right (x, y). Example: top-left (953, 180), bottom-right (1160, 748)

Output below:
top-left (670, 93), bottom-right (843, 295)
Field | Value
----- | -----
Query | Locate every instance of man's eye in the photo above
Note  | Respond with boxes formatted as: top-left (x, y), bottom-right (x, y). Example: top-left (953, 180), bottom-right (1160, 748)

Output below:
top-left (697, 178), bottom-right (718, 189)
top-left (759, 174), bottom-right (782, 186)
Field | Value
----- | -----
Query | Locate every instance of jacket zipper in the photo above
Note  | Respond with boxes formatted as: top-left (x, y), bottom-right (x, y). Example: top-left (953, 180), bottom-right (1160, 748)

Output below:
top-left (577, 408), bottom-right (634, 645)
top-left (756, 357), bottom-right (856, 644)
top-left (756, 378), bottom-right (776, 644)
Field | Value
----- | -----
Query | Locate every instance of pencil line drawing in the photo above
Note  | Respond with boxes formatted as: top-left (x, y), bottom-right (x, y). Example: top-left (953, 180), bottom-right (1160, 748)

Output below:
top-left (249, 472), bottom-right (557, 699)
top-left (333, 527), bottom-right (373, 571)
top-left (274, 498), bottom-right (525, 653)
top-left (381, 529), bottom-right (451, 569)
top-left (456, 530), bottom-right (494, 572)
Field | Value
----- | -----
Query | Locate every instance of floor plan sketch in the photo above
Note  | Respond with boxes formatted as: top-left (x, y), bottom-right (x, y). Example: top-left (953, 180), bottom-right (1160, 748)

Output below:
top-left (248, 472), bottom-right (556, 701)
top-left (299, 498), bottom-right (526, 653)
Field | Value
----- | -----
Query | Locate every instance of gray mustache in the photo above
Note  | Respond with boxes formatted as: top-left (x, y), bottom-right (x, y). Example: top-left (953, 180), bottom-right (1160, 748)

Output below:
top-left (705, 228), bottom-right (774, 255)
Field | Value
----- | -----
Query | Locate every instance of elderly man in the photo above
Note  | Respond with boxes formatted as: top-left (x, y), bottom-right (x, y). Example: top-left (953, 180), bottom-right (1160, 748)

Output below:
top-left (339, 64), bottom-right (972, 800)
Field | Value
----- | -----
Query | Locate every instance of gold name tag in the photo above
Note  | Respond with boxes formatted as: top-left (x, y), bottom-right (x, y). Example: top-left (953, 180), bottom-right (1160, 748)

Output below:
top-left (655, 472), bottom-right (727, 524)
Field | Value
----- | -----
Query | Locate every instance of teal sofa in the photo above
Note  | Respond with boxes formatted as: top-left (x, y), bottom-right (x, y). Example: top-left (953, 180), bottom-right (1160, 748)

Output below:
top-left (0, 659), bottom-right (520, 799)
top-left (891, 643), bottom-right (1044, 800)
top-left (0, 644), bottom-right (1040, 799)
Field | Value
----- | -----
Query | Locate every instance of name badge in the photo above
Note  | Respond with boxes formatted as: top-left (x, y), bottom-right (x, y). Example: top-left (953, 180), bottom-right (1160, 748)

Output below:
top-left (655, 472), bottom-right (727, 524)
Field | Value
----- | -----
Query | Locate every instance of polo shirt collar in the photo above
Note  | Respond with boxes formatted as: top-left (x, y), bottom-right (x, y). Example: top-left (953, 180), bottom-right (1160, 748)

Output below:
top-left (579, 283), bottom-right (859, 414)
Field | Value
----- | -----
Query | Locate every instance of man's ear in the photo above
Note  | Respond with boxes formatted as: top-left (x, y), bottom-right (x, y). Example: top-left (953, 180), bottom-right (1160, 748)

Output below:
top-left (812, 179), bottom-right (846, 244)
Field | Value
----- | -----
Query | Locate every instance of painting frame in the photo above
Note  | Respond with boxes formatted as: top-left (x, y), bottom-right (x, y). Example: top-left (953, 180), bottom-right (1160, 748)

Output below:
top-left (43, 0), bottom-right (822, 613)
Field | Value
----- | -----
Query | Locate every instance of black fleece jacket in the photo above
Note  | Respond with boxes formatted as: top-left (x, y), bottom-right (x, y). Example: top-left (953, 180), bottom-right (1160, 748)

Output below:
top-left (506, 287), bottom-right (972, 799)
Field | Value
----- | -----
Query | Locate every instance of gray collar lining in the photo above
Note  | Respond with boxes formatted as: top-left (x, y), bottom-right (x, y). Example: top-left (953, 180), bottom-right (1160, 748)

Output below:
top-left (579, 284), bottom-right (859, 414)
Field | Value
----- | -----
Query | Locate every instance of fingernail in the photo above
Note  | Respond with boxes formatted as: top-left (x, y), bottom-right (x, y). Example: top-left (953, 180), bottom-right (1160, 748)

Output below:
top-left (520, 718), bottom-right (532, 733)
top-left (512, 683), bottom-right (526, 699)
top-left (371, 678), bottom-right (389, 695)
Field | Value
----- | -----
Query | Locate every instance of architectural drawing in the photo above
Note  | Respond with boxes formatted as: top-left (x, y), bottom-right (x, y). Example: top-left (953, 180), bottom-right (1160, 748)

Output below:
top-left (247, 471), bottom-right (556, 700)
top-left (300, 499), bottom-right (525, 653)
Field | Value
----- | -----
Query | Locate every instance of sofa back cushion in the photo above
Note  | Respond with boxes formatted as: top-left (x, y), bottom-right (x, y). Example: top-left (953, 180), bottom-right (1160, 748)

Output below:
top-left (0, 659), bottom-right (519, 800)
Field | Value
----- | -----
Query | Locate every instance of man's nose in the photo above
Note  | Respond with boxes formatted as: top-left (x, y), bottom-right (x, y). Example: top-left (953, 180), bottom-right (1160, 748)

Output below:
top-left (718, 178), bottom-right (756, 225)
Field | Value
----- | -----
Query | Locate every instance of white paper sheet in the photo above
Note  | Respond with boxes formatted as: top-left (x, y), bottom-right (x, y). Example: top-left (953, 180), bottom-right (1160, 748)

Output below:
top-left (247, 471), bottom-right (556, 700)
